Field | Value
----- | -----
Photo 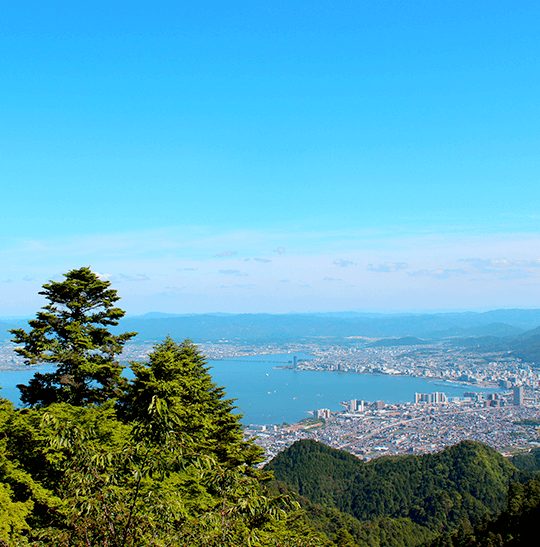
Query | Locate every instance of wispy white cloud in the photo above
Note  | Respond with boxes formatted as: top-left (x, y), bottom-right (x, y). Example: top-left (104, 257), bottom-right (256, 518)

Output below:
top-left (115, 273), bottom-right (150, 282)
top-left (408, 268), bottom-right (467, 279)
top-left (164, 285), bottom-right (185, 292)
top-left (405, 257), bottom-right (540, 281)
top-left (323, 276), bottom-right (341, 281)
top-left (253, 258), bottom-right (272, 263)
top-left (461, 258), bottom-right (512, 272)
top-left (460, 257), bottom-right (540, 280)
top-left (219, 269), bottom-right (249, 276)
top-left (333, 258), bottom-right (356, 267)
top-left (215, 250), bottom-right (237, 257)
top-left (367, 262), bottom-right (408, 273)
top-left (3, 227), bottom-right (540, 314)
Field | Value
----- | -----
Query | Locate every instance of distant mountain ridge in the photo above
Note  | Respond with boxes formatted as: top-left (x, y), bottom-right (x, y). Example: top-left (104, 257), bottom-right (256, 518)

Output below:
top-left (367, 336), bottom-right (429, 347)
top-left (107, 309), bottom-right (540, 342)
top-left (4, 309), bottom-right (540, 364)
top-left (422, 322), bottom-right (525, 340)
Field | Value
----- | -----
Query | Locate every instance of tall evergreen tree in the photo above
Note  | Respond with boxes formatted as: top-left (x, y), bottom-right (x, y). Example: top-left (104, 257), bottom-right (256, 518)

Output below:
top-left (121, 336), bottom-right (262, 467)
top-left (10, 267), bottom-right (136, 406)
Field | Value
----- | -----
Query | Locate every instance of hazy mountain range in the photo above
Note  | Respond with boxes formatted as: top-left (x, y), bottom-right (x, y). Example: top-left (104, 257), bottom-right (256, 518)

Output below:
top-left (2, 308), bottom-right (540, 342)
top-left (3, 308), bottom-right (540, 364)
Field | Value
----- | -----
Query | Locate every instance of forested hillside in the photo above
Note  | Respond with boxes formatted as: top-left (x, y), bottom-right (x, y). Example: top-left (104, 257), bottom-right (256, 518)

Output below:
top-left (425, 475), bottom-right (540, 546)
top-left (266, 439), bottom-right (539, 546)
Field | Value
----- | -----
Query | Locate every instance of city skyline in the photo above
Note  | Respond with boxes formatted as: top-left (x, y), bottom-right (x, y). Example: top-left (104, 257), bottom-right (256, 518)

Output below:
top-left (2, 1), bottom-right (540, 315)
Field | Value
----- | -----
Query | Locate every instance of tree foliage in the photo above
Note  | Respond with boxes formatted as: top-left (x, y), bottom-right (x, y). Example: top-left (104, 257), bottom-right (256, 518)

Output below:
top-left (0, 398), bottom-right (324, 546)
top-left (10, 267), bottom-right (137, 407)
top-left (0, 268), bottom-right (327, 546)
top-left (0, 377), bottom-right (325, 546)
top-left (120, 336), bottom-right (261, 468)
top-left (424, 475), bottom-right (540, 547)
top-left (266, 439), bottom-right (522, 547)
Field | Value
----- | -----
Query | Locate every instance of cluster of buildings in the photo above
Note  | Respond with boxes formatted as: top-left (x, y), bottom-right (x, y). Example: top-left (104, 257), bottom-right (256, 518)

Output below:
top-left (414, 392), bottom-right (449, 404)
top-left (413, 386), bottom-right (526, 407)
top-left (247, 382), bottom-right (538, 464)
top-left (290, 342), bottom-right (540, 391)
top-left (247, 390), bottom-right (540, 463)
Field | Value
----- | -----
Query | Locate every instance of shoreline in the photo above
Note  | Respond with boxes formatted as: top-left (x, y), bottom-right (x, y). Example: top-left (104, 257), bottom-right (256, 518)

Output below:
top-left (273, 365), bottom-right (502, 391)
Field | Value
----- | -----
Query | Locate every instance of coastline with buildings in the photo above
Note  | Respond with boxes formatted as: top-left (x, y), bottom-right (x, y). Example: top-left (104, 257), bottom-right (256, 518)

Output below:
top-left (2, 338), bottom-right (539, 464)
top-left (246, 386), bottom-right (540, 464)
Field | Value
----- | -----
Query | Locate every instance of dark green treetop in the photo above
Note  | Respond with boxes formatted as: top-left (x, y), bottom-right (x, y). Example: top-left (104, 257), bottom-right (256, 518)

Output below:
top-left (10, 267), bottom-right (137, 407)
top-left (121, 336), bottom-right (262, 467)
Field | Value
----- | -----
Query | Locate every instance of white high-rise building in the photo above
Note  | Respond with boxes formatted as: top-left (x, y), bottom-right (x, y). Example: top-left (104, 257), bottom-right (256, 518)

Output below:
top-left (349, 399), bottom-right (365, 412)
top-left (513, 386), bottom-right (524, 406)
top-left (315, 408), bottom-right (331, 419)
top-left (415, 392), bottom-right (448, 404)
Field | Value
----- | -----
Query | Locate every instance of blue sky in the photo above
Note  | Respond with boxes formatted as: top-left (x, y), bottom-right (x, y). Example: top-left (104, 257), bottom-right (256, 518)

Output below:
top-left (2, 1), bottom-right (540, 315)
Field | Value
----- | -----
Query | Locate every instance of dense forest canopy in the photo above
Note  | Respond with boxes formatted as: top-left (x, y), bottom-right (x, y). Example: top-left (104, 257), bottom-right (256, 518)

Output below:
top-left (266, 439), bottom-right (540, 546)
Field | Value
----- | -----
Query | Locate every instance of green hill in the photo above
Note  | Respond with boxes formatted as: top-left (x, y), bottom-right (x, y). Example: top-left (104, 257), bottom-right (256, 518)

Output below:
top-left (266, 440), bottom-right (521, 546)
top-left (424, 323), bottom-right (524, 341)
top-left (368, 337), bottom-right (430, 348)
top-left (424, 475), bottom-right (540, 546)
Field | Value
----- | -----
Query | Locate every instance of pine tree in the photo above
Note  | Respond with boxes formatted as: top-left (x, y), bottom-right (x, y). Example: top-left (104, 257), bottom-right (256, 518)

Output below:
top-left (121, 336), bottom-right (262, 467)
top-left (10, 267), bottom-right (136, 406)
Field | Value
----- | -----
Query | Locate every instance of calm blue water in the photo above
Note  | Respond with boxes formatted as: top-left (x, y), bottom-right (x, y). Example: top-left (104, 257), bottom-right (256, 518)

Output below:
top-left (208, 354), bottom-right (495, 424)
top-left (0, 353), bottom-right (495, 425)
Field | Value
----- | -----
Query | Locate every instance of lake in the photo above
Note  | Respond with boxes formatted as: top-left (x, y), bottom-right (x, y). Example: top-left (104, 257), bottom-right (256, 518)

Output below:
top-left (0, 353), bottom-right (496, 425)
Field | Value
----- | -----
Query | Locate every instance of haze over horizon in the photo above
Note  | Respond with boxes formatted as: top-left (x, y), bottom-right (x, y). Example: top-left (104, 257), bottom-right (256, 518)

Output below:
top-left (2, 1), bottom-right (540, 316)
